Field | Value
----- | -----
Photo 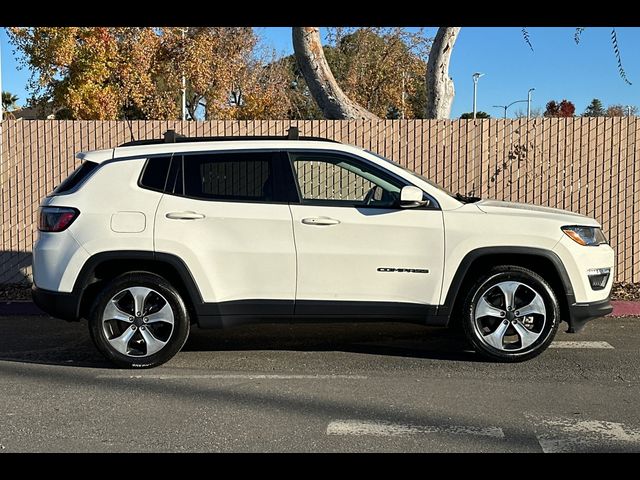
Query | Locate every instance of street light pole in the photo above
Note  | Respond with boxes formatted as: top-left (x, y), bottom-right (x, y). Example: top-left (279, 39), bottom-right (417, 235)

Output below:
top-left (493, 99), bottom-right (528, 119)
top-left (493, 105), bottom-right (508, 119)
top-left (527, 88), bottom-right (535, 119)
top-left (472, 72), bottom-right (484, 119)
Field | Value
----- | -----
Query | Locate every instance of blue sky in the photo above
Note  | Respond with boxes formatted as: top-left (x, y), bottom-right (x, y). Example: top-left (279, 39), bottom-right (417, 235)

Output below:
top-left (3, 27), bottom-right (639, 118)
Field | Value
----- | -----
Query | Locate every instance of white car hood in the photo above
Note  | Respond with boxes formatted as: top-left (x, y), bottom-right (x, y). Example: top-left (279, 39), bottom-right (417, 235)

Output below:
top-left (475, 199), bottom-right (598, 226)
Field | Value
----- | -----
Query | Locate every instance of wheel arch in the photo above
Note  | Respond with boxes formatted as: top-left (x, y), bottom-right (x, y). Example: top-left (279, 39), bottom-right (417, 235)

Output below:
top-left (440, 247), bottom-right (574, 328)
top-left (74, 251), bottom-right (203, 321)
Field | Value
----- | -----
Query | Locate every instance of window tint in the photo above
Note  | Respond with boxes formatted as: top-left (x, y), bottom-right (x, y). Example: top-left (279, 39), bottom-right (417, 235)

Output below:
top-left (139, 156), bottom-right (171, 191)
top-left (290, 152), bottom-right (404, 207)
top-left (52, 161), bottom-right (99, 195)
top-left (172, 152), bottom-right (275, 201)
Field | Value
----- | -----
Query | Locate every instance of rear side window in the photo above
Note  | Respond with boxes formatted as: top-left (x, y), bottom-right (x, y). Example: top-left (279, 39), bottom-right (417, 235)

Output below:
top-left (51, 161), bottom-right (99, 195)
top-left (139, 156), bottom-right (172, 192)
top-left (168, 152), bottom-right (276, 202)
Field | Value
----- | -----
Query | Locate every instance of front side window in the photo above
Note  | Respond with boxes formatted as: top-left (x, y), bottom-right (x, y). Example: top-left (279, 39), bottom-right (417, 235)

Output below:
top-left (167, 151), bottom-right (276, 202)
top-left (289, 152), bottom-right (404, 208)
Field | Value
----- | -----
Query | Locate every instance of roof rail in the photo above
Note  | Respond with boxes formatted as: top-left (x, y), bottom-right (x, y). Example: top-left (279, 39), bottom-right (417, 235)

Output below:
top-left (118, 127), bottom-right (339, 147)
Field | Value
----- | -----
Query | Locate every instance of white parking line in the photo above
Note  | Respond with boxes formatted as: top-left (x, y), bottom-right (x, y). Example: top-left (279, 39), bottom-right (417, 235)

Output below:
top-left (97, 374), bottom-right (368, 380)
top-left (326, 420), bottom-right (504, 438)
top-left (550, 341), bottom-right (614, 349)
top-left (528, 416), bottom-right (640, 453)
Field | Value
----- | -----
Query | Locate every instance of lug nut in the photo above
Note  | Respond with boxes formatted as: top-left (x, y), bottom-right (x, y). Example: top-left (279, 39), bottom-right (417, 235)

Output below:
top-left (129, 316), bottom-right (134, 321)
top-left (500, 311), bottom-right (506, 317)
top-left (131, 325), bottom-right (137, 331)
top-left (136, 312), bottom-right (141, 317)
top-left (140, 326), bottom-right (146, 331)
top-left (512, 320), bottom-right (517, 324)
top-left (143, 317), bottom-right (148, 323)
top-left (503, 320), bottom-right (509, 325)
top-left (515, 311), bottom-right (520, 316)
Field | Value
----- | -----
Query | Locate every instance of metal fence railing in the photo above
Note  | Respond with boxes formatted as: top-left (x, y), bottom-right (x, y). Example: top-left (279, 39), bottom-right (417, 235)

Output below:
top-left (1, 118), bottom-right (638, 283)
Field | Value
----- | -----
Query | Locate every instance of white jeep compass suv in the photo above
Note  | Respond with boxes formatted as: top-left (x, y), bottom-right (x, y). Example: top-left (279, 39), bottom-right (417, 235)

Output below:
top-left (32, 129), bottom-right (614, 368)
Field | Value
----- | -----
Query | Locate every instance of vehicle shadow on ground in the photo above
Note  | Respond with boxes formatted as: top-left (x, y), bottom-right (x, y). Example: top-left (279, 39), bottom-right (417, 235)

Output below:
top-left (184, 323), bottom-right (480, 362)
top-left (0, 316), bottom-right (480, 368)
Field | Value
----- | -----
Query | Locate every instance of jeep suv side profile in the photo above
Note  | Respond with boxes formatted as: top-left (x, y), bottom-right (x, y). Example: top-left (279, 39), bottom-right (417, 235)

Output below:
top-left (32, 130), bottom-right (614, 368)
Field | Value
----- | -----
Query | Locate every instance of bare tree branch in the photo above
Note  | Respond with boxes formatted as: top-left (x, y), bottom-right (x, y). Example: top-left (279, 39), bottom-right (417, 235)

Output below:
top-left (292, 27), bottom-right (378, 120)
top-left (424, 27), bottom-right (460, 119)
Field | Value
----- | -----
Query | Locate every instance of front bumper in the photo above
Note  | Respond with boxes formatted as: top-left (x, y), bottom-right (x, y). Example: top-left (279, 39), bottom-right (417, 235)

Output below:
top-left (32, 285), bottom-right (81, 321)
top-left (567, 297), bottom-right (613, 333)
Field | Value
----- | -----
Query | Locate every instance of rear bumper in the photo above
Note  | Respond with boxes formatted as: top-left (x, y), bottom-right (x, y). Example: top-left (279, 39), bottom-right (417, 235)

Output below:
top-left (31, 285), bottom-right (81, 321)
top-left (567, 297), bottom-right (612, 333)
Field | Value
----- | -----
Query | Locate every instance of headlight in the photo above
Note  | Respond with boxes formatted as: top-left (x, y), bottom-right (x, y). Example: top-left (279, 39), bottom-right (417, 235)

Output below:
top-left (561, 226), bottom-right (608, 246)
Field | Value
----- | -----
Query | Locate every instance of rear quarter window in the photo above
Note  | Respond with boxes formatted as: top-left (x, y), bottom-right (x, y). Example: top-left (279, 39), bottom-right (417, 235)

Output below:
top-left (51, 161), bottom-right (99, 195)
top-left (139, 156), bottom-right (172, 192)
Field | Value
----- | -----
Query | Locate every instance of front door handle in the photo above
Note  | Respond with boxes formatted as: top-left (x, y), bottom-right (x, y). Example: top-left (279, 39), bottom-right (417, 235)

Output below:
top-left (166, 211), bottom-right (205, 220)
top-left (301, 217), bottom-right (341, 226)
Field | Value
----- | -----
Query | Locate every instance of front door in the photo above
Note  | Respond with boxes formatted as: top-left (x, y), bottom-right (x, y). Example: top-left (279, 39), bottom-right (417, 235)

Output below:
top-left (287, 151), bottom-right (445, 318)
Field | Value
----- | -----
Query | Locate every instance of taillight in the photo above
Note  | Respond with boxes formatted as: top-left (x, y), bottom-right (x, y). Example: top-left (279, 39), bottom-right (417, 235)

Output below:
top-left (38, 207), bottom-right (80, 232)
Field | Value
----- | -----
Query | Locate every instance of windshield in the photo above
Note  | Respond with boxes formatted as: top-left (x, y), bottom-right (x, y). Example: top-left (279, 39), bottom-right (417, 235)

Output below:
top-left (366, 151), bottom-right (457, 197)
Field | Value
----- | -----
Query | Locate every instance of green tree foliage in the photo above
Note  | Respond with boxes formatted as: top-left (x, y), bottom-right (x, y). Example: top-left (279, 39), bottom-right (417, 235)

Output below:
top-left (2, 91), bottom-right (19, 112)
top-left (582, 98), bottom-right (606, 117)
top-left (459, 111), bottom-right (490, 119)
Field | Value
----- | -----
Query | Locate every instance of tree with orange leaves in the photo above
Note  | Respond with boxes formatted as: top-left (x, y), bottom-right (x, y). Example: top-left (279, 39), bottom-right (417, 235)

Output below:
top-left (8, 27), bottom-right (291, 120)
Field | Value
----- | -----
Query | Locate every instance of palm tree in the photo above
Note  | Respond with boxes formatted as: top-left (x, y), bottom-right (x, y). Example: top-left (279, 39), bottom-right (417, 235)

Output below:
top-left (2, 91), bottom-right (19, 113)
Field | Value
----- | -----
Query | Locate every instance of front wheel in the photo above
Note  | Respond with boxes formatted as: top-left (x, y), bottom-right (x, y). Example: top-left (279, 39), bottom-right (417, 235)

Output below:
top-left (88, 272), bottom-right (190, 368)
top-left (461, 265), bottom-right (560, 362)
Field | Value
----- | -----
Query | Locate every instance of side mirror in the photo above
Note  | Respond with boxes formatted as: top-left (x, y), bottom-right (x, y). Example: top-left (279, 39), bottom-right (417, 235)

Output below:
top-left (400, 186), bottom-right (427, 208)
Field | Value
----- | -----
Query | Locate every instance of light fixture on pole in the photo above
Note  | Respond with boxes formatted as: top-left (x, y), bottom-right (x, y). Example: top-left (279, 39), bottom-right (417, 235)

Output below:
top-left (527, 88), bottom-right (535, 119)
top-left (493, 99), bottom-right (528, 119)
top-left (472, 72), bottom-right (485, 119)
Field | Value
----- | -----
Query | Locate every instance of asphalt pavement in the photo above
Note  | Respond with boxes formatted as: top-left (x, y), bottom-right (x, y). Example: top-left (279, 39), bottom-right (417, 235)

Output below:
top-left (0, 314), bottom-right (638, 453)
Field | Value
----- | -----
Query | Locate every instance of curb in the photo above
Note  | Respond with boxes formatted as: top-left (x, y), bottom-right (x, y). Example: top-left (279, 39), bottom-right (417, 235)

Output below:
top-left (2, 300), bottom-right (640, 317)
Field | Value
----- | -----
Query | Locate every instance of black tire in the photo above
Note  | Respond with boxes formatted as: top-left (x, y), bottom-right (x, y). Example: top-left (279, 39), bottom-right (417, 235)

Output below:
top-left (88, 272), bottom-right (190, 368)
top-left (461, 265), bottom-right (560, 362)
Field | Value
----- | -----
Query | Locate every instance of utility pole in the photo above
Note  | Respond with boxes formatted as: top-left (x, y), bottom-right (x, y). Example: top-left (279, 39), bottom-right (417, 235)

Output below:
top-left (180, 28), bottom-right (187, 121)
top-left (0, 37), bottom-right (3, 122)
top-left (527, 88), bottom-right (535, 119)
top-left (401, 71), bottom-right (405, 120)
top-left (472, 72), bottom-right (484, 119)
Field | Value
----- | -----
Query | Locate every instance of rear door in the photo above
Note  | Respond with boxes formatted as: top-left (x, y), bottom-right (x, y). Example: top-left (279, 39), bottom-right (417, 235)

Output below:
top-left (154, 150), bottom-right (297, 316)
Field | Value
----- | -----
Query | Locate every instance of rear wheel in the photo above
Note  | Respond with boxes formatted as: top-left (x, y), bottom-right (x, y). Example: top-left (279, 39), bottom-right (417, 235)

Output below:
top-left (461, 265), bottom-right (559, 362)
top-left (88, 272), bottom-right (190, 368)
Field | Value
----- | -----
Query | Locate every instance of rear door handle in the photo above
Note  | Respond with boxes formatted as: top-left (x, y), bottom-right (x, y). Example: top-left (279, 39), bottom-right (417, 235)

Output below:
top-left (301, 217), bottom-right (341, 226)
top-left (165, 211), bottom-right (205, 220)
